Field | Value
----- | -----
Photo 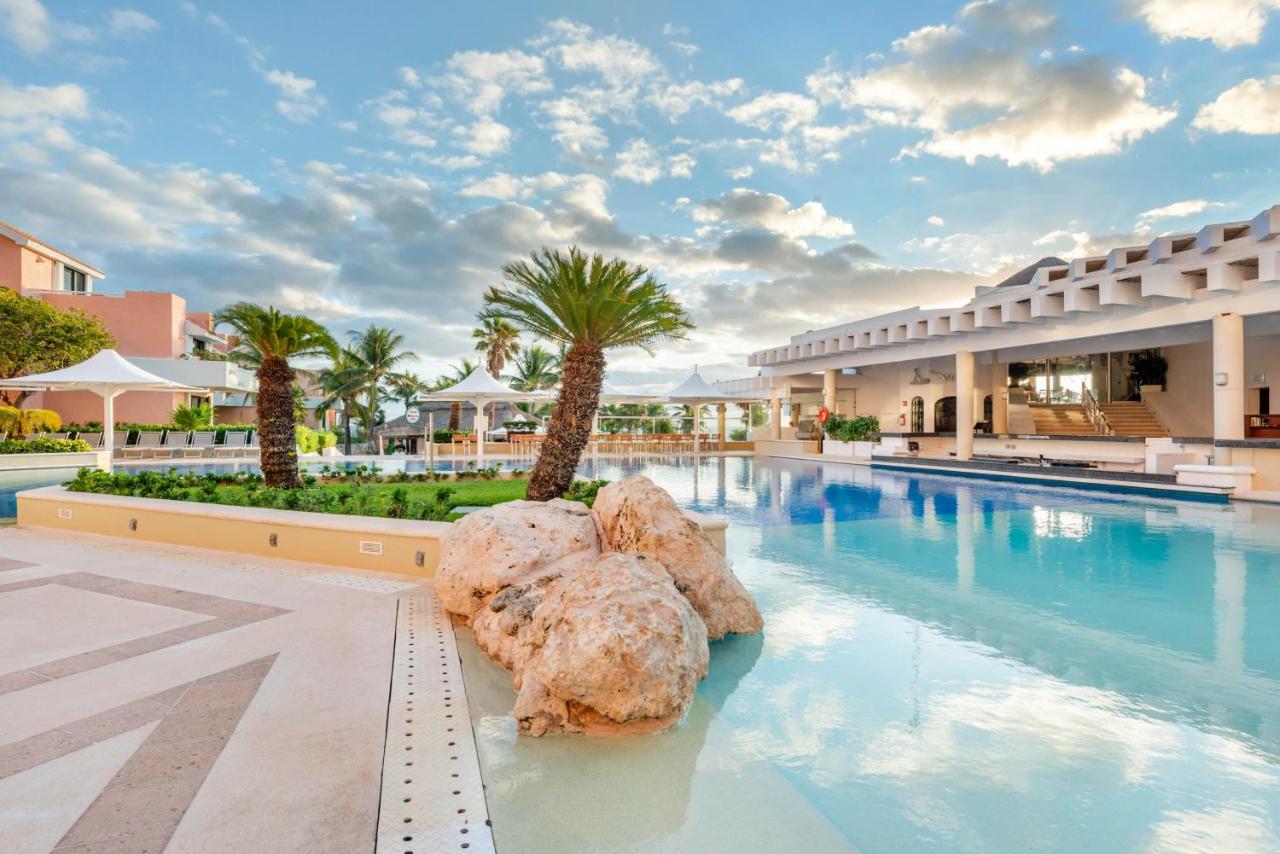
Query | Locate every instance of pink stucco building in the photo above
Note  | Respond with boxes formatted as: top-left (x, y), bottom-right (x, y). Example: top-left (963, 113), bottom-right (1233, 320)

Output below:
top-left (0, 220), bottom-right (257, 425)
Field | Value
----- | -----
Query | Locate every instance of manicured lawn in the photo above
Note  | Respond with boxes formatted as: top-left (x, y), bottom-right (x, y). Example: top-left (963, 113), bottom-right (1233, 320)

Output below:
top-left (217, 478), bottom-right (529, 511)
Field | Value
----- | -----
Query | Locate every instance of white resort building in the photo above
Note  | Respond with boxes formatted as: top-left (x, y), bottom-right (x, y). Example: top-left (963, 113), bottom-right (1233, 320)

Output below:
top-left (724, 204), bottom-right (1280, 497)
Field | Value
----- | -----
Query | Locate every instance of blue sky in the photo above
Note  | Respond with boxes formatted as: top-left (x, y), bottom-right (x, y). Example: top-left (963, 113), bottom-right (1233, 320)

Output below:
top-left (1, 0), bottom-right (1278, 392)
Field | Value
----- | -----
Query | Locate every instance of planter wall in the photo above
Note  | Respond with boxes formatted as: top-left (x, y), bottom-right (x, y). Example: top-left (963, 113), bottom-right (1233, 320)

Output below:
top-left (16, 485), bottom-right (728, 576)
top-left (0, 451), bottom-right (107, 472)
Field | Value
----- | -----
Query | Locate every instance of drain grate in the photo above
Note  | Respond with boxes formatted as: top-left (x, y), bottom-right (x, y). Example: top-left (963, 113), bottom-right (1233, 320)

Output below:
top-left (376, 595), bottom-right (494, 854)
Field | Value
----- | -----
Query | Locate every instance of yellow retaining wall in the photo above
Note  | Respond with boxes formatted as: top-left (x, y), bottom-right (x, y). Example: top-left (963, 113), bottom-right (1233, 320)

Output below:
top-left (16, 486), bottom-right (729, 577)
top-left (18, 486), bottom-right (451, 578)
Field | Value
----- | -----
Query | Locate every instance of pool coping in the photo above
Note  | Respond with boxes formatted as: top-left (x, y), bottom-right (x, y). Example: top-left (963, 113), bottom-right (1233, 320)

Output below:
top-left (869, 457), bottom-right (1232, 502)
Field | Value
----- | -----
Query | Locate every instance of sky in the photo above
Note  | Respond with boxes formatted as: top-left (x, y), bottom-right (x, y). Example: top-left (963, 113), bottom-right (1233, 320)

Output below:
top-left (1, 0), bottom-right (1278, 398)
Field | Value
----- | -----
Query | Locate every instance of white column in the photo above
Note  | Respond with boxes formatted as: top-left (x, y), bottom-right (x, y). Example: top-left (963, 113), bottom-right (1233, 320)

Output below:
top-left (692, 403), bottom-right (702, 456)
top-left (823, 368), bottom-right (837, 414)
top-left (717, 403), bottom-right (727, 450)
top-left (770, 391), bottom-right (782, 440)
top-left (955, 350), bottom-right (975, 460)
top-left (101, 388), bottom-right (115, 473)
top-left (990, 362), bottom-right (1009, 434)
top-left (1212, 313), bottom-right (1245, 464)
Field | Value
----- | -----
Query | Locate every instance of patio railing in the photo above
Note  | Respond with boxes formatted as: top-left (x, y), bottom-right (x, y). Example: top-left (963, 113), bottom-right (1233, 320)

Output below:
top-left (1082, 387), bottom-right (1113, 436)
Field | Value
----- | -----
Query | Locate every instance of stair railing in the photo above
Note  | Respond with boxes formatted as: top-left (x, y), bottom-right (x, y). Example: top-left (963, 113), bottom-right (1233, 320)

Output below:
top-left (1082, 387), bottom-right (1113, 435)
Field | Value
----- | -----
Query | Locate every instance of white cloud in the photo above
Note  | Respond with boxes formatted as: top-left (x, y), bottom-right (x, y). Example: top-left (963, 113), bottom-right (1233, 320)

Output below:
top-left (0, 82), bottom-right (91, 138)
top-left (692, 188), bottom-right (854, 239)
top-left (727, 165), bottom-right (754, 179)
top-left (0, 0), bottom-right (51, 55)
top-left (928, 215), bottom-right (945, 226)
top-left (397, 66), bottom-right (423, 89)
top-left (728, 92), bottom-right (820, 132)
top-left (537, 19), bottom-right (661, 89)
top-left (647, 79), bottom-right (743, 121)
top-left (264, 70), bottom-right (327, 122)
top-left (456, 117), bottom-right (513, 156)
top-left (433, 49), bottom-right (551, 115)
top-left (909, 175), bottom-right (927, 184)
top-left (809, 1), bottom-right (1177, 171)
top-left (1129, 0), bottom-right (1280, 49)
top-left (1136, 199), bottom-right (1224, 225)
top-left (613, 139), bottom-right (696, 183)
top-left (1192, 75), bottom-right (1280, 135)
top-left (108, 9), bottom-right (158, 37)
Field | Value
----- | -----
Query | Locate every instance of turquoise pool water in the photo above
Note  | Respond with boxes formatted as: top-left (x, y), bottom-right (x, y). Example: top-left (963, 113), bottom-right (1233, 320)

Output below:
top-left (459, 457), bottom-right (1280, 853)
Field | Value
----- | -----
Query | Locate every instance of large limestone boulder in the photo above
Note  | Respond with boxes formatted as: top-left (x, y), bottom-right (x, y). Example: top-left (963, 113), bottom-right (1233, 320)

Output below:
top-left (591, 475), bottom-right (763, 639)
top-left (433, 498), bottom-right (600, 619)
top-left (513, 553), bottom-right (710, 736)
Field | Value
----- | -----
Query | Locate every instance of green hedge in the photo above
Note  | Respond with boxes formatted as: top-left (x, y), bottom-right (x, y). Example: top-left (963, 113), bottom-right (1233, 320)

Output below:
top-left (820, 414), bottom-right (880, 443)
top-left (0, 437), bottom-right (93, 454)
top-left (295, 424), bottom-right (338, 453)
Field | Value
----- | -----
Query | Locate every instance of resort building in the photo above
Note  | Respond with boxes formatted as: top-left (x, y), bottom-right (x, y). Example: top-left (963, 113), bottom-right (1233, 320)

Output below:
top-left (730, 204), bottom-right (1280, 493)
top-left (0, 219), bottom-right (257, 424)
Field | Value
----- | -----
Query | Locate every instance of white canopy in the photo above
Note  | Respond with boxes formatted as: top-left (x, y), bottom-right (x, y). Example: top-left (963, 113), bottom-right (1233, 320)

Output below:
top-left (416, 367), bottom-right (551, 461)
top-left (664, 370), bottom-right (742, 403)
top-left (0, 349), bottom-right (207, 470)
top-left (599, 383), bottom-right (664, 404)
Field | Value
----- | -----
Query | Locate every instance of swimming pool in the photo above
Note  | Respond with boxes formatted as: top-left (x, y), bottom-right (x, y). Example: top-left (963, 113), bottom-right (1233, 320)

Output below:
top-left (457, 456), bottom-right (1280, 853)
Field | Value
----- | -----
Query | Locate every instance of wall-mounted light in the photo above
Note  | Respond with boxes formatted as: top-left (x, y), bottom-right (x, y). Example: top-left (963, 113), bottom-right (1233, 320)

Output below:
top-left (1214, 372), bottom-right (1229, 387)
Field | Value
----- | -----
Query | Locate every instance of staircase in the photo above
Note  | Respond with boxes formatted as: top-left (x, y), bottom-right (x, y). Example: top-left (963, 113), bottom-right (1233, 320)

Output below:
top-left (1098, 401), bottom-right (1170, 437)
top-left (1028, 404), bottom-right (1098, 435)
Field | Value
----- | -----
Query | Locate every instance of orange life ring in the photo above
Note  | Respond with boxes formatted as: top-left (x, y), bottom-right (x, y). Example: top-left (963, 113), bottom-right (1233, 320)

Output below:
top-left (817, 405), bottom-right (831, 425)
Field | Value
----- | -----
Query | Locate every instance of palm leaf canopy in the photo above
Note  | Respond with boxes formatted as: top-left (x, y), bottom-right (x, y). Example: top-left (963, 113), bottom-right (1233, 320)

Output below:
top-left (481, 247), bottom-right (693, 354)
top-left (215, 303), bottom-right (336, 362)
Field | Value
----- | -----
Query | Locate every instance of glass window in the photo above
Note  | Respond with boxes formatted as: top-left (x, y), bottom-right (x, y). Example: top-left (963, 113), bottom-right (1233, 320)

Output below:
top-left (63, 268), bottom-right (87, 292)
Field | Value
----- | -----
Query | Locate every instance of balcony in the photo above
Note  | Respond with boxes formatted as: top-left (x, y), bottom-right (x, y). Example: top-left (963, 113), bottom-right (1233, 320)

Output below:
top-left (129, 357), bottom-right (258, 394)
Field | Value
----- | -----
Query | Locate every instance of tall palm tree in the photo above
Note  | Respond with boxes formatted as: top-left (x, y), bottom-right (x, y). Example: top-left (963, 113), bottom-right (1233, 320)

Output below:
top-left (312, 347), bottom-right (363, 454)
top-left (481, 247), bottom-right (692, 500)
top-left (215, 303), bottom-right (336, 488)
top-left (506, 344), bottom-right (561, 392)
top-left (472, 317), bottom-right (521, 377)
top-left (347, 326), bottom-right (416, 436)
top-left (434, 358), bottom-right (477, 431)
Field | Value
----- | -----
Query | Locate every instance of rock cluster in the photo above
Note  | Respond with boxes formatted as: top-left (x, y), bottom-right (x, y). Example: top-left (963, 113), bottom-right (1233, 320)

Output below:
top-left (432, 475), bottom-right (762, 736)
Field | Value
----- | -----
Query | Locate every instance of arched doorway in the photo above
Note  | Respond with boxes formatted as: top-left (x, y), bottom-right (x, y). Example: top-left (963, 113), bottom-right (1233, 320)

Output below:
top-left (983, 395), bottom-right (993, 432)
top-left (935, 396), bottom-right (957, 432)
top-left (910, 396), bottom-right (924, 432)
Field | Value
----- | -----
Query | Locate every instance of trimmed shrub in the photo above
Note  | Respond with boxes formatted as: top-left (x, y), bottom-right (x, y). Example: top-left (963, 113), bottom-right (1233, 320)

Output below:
top-left (0, 437), bottom-right (92, 454)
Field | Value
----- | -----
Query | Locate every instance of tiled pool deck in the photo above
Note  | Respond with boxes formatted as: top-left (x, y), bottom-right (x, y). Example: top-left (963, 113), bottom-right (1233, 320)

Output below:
top-left (0, 527), bottom-right (493, 853)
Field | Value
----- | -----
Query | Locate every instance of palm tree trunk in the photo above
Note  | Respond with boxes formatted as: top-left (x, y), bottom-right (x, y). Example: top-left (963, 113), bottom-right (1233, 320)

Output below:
top-left (449, 401), bottom-right (461, 431)
top-left (257, 354), bottom-right (301, 489)
top-left (527, 341), bottom-right (603, 502)
top-left (342, 399), bottom-right (353, 454)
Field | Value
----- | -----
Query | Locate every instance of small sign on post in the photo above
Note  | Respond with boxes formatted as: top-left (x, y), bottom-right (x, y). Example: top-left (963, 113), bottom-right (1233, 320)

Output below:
top-left (405, 407), bottom-right (420, 425)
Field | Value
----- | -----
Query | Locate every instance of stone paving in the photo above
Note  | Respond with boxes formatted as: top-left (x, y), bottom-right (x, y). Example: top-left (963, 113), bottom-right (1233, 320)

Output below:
top-left (0, 526), bottom-right (491, 853)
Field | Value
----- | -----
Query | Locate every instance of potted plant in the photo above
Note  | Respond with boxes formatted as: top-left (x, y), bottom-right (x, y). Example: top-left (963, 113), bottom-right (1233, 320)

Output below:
top-left (821, 414), bottom-right (881, 459)
top-left (1127, 350), bottom-right (1168, 400)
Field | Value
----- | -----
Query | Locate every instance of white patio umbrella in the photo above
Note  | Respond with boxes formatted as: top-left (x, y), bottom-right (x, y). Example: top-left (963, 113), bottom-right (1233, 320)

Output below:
top-left (416, 367), bottom-right (550, 462)
top-left (664, 369), bottom-right (757, 455)
top-left (0, 349), bottom-right (208, 471)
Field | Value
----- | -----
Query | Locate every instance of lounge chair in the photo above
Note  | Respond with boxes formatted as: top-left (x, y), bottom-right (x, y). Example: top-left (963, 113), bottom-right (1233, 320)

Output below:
top-left (24, 432), bottom-right (46, 441)
top-left (245, 432), bottom-right (260, 454)
top-left (216, 431), bottom-right (250, 457)
top-left (0, 432), bottom-right (6, 442)
top-left (156, 431), bottom-right (191, 458)
top-left (184, 431), bottom-right (217, 458)
top-left (124, 431), bottom-right (164, 459)
top-left (77, 432), bottom-right (103, 448)
top-left (46, 432), bottom-right (70, 441)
